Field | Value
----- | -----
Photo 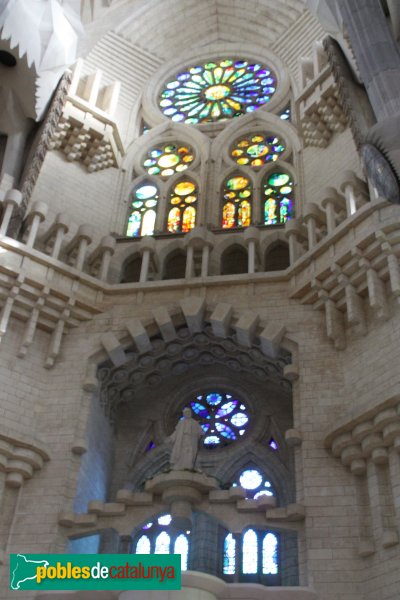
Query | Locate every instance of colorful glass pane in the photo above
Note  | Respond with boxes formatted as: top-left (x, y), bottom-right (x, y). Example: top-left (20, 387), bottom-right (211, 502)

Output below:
top-left (167, 179), bottom-right (197, 233)
top-left (262, 533), bottom-right (278, 574)
top-left (135, 535), bottom-right (150, 554)
top-left (263, 172), bottom-right (294, 225)
top-left (127, 184), bottom-right (159, 237)
top-left (182, 206), bottom-right (196, 232)
top-left (279, 106), bottom-right (291, 121)
top-left (242, 530), bottom-right (258, 574)
top-left (222, 175), bottom-right (252, 228)
top-left (239, 469), bottom-right (263, 490)
top-left (158, 514), bottom-right (172, 526)
top-left (223, 534), bottom-right (236, 575)
top-left (143, 143), bottom-right (194, 177)
top-left (160, 58), bottom-right (277, 124)
top-left (188, 391), bottom-right (249, 448)
top-left (174, 534), bottom-right (189, 571)
top-left (231, 133), bottom-right (285, 168)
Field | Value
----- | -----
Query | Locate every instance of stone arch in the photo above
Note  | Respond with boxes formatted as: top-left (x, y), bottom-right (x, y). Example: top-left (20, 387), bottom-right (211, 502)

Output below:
top-left (162, 247), bottom-right (187, 280)
top-left (264, 240), bottom-right (290, 272)
top-left (220, 243), bottom-right (248, 275)
top-left (120, 252), bottom-right (142, 283)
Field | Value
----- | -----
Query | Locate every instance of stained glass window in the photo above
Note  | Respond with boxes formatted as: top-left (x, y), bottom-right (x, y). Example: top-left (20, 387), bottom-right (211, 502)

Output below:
top-left (134, 513), bottom-right (189, 570)
top-left (235, 467), bottom-right (274, 499)
top-left (186, 392), bottom-right (249, 448)
top-left (143, 143), bottom-right (195, 177)
top-left (135, 535), bottom-right (150, 554)
top-left (242, 529), bottom-right (258, 574)
top-left (231, 134), bottom-right (285, 168)
top-left (126, 183), bottom-right (159, 237)
top-left (279, 106), bottom-right (291, 121)
top-left (160, 59), bottom-right (277, 124)
top-left (223, 533), bottom-right (236, 575)
top-left (167, 179), bottom-right (197, 233)
top-left (222, 175), bottom-right (252, 228)
top-left (262, 533), bottom-right (278, 575)
top-left (263, 172), bottom-right (294, 225)
top-left (174, 534), bottom-right (189, 570)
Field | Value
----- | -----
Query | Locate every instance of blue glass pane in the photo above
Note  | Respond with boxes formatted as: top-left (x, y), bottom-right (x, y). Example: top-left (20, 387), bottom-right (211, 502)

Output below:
top-left (230, 412), bottom-right (248, 427)
top-left (155, 531), bottom-right (170, 554)
top-left (158, 514), bottom-right (172, 526)
top-left (206, 393), bottom-right (222, 406)
top-left (215, 423), bottom-right (236, 439)
top-left (216, 401), bottom-right (238, 417)
top-left (190, 402), bottom-right (209, 418)
top-left (204, 435), bottom-right (220, 446)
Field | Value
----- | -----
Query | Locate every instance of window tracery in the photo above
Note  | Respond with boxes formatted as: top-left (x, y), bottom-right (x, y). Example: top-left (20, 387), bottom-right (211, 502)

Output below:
top-left (160, 59), bottom-right (277, 124)
top-left (167, 179), bottom-right (198, 232)
top-left (233, 467), bottom-right (275, 499)
top-left (222, 529), bottom-right (279, 579)
top-left (222, 175), bottom-right (252, 228)
top-left (143, 143), bottom-right (194, 177)
top-left (263, 171), bottom-right (294, 225)
top-left (230, 133), bottom-right (285, 168)
top-left (126, 183), bottom-right (158, 237)
top-left (134, 514), bottom-right (189, 570)
top-left (187, 391), bottom-right (250, 447)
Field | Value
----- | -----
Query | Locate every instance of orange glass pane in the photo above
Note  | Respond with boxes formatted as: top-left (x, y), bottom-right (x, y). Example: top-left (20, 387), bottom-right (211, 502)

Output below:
top-left (222, 202), bottom-right (235, 228)
top-left (182, 206), bottom-right (196, 232)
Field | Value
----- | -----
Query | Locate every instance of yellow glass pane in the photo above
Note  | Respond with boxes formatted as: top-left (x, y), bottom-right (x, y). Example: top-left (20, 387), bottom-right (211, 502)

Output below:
top-left (158, 153), bottom-right (180, 168)
top-left (171, 196), bottom-right (181, 205)
top-left (168, 207), bottom-right (181, 232)
top-left (238, 140), bottom-right (249, 148)
top-left (237, 158), bottom-right (249, 165)
top-left (161, 169), bottom-right (174, 177)
top-left (252, 135), bottom-right (264, 142)
top-left (238, 200), bottom-right (251, 227)
top-left (185, 195), bottom-right (197, 204)
top-left (232, 149), bottom-right (243, 157)
top-left (174, 181), bottom-right (196, 196)
top-left (182, 154), bottom-right (194, 163)
top-left (141, 209), bottom-right (156, 236)
top-left (226, 176), bottom-right (249, 191)
top-left (222, 202), bottom-right (235, 228)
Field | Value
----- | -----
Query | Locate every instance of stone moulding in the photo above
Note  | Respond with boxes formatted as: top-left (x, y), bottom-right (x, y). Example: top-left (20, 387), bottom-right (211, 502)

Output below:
top-left (324, 394), bottom-right (400, 474)
top-left (0, 428), bottom-right (50, 489)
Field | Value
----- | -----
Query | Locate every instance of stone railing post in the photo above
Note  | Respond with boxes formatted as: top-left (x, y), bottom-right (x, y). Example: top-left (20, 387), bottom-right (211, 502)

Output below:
top-left (285, 219), bottom-right (307, 263)
top-left (25, 202), bottom-right (48, 248)
top-left (139, 237), bottom-right (155, 283)
top-left (51, 213), bottom-right (71, 259)
top-left (339, 171), bottom-right (370, 216)
top-left (0, 189), bottom-right (22, 236)
top-left (244, 226), bottom-right (259, 274)
top-left (303, 203), bottom-right (326, 249)
top-left (321, 187), bottom-right (347, 232)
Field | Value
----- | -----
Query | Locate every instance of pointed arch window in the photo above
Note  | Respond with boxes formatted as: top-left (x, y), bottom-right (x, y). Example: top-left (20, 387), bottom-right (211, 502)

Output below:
top-left (222, 175), bottom-right (252, 228)
top-left (155, 531), bottom-right (170, 554)
top-left (222, 529), bottom-right (280, 582)
top-left (174, 534), bottom-right (189, 570)
top-left (262, 172), bottom-right (294, 225)
top-left (242, 529), bottom-right (258, 574)
top-left (167, 179), bottom-right (198, 233)
top-left (135, 534), bottom-right (151, 554)
top-left (127, 183), bottom-right (159, 237)
top-left (262, 532), bottom-right (278, 574)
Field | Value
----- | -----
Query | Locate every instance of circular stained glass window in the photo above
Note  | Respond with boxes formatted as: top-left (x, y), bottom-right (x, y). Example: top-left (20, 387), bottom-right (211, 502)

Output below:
top-left (160, 58), bottom-right (277, 124)
top-left (143, 143), bottom-right (195, 177)
top-left (235, 468), bottom-right (274, 499)
top-left (187, 392), bottom-right (250, 448)
top-left (231, 133), bottom-right (285, 168)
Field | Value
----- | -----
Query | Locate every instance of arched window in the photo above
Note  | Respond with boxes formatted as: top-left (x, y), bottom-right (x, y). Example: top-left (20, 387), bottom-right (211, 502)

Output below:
top-left (222, 529), bottom-right (280, 583)
top-left (265, 242), bottom-right (290, 271)
top-left (231, 133), bottom-right (285, 168)
top-left (167, 179), bottom-right (197, 233)
top-left (262, 172), bottom-right (294, 225)
top-left (160, 59), bottom-right (277, 124)
top-left (186, 391), bottom-right (250, 448)
top-left (222, 175), bottom-right (252, 228)
top-left (242, 529), bottom-right (258, 574)
top-left (221, 244), bottom-right (248, 274)
top-left (120, 254), bottom-right (141, 283)
top-left (133, 514), bottom-right (189, 570)
top-left (223, 533), bottom-right (236, 575)
top-left (163, 249), bottom-right (186, 280)
top-left (127, 183), bottom-right (158, 237)
top-left (142, 143), bottom-right (194, 177)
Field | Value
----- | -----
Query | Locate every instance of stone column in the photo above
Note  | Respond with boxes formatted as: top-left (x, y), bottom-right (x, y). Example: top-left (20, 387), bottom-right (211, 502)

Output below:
top-left (51, 213), bottom-right (71, 259)
top-left (0, 189), bottom-right (22, 236)
top-left (25, 201), bottom-right (48, 247)
top-left (244, 226), bottom-right (259, 274)
top-left (98, 236), bottom-right (117, 281)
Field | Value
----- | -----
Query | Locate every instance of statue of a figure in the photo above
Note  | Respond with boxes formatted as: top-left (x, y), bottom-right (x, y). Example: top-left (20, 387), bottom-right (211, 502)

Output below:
top-left (168, 408), bottom-right (203, 470)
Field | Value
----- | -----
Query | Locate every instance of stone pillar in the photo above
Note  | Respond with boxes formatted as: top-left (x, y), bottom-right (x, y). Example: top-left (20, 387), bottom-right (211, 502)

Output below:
top-left (185, 245), bottom-right (194, 279)
top-left (244, 226), bottom-right (259, 274)
top-left (119, 534), bottom-right (133, 554)
top-left (201, 244), bottom-right (210, 277)
top-left (75, 225), bottom-right (94, 271)
top-left (285, 220), bottom-right (306, 264)
top-left (303, 203), bottom-right (326, 249)
top-left (139, 237), bottom-right (155, 283)
top-left (98, 236), bottom-right (116, 281)
top-left (339, 171), bottom-right (370, 216)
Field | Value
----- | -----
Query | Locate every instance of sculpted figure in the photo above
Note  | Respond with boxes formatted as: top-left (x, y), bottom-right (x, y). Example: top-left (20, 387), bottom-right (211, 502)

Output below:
top-left (169, 408), bottom-right (203, 470)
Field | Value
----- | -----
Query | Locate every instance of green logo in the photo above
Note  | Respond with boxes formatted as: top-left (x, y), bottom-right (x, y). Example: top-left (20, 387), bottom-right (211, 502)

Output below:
top-left (10, 554), bottom-right (181, 590)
